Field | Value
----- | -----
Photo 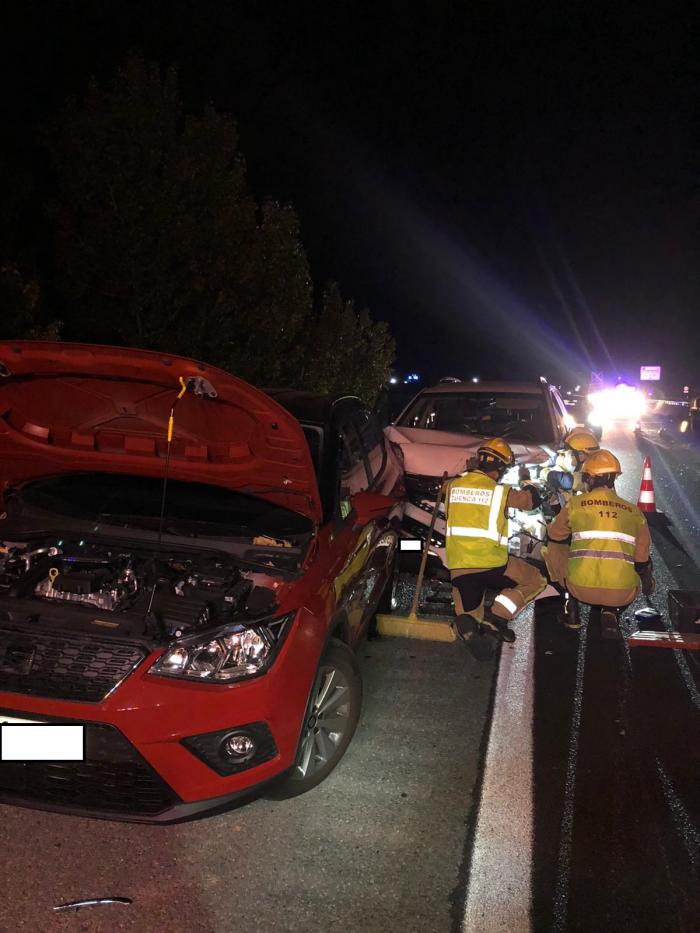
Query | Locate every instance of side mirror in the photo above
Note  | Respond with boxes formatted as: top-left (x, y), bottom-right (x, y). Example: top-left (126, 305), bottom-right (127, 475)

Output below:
top-left (351, 490), bottom-right (396, 527)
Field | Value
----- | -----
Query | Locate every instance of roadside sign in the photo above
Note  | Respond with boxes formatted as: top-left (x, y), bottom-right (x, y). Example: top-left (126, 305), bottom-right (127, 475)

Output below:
top-left (640, 365), bottom-right (661, 381)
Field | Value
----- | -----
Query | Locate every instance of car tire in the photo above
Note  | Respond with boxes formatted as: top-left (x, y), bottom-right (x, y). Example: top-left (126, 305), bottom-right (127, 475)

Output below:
top-left (267, 639), bottom-right (362, 799)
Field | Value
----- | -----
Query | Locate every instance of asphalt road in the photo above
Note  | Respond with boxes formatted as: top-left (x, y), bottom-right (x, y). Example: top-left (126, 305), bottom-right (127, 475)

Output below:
top-left (518, 427), bottom-right (700, 932)
top-left (1, 427), bottom-right (698, 933)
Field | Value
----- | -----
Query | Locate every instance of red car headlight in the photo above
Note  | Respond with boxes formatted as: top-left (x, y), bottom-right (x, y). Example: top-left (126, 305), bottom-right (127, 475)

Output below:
top-left (148, 614), bottom-right (294, 684)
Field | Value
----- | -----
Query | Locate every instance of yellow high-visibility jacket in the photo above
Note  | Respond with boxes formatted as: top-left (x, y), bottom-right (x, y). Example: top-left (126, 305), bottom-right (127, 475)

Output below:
top-left (445, 471), bottom-right (512, 569)
top-left (566, 489), bottom-right (646, 591)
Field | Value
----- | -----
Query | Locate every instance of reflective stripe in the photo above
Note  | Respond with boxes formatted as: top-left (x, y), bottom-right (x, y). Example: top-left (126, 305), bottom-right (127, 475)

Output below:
top-left (494, 593), bottom-right (518, 615)
top-left (488, 485), bottom-right (506, 541)
top-left (638, 491), bottom-right (655, 503)
top-left (447, 526), bottom-right (509, 546)
top-left (570, 549), bottom-right (634, 563)
top-left (572, 530), bottom-right (636, 545)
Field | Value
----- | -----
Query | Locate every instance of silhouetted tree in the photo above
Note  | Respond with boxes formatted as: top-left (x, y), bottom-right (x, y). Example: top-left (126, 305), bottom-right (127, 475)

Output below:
top-left (305, 282), bottom-right (395, 404)
top-left (50, 56), bottom-right (394, 397)
top-left (0, 263), bottom-right (61, 340)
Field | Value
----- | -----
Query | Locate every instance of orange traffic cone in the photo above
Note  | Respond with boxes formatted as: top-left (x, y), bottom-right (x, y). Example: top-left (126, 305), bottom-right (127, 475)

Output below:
top-left (637, 456), bottom-right (656, 513)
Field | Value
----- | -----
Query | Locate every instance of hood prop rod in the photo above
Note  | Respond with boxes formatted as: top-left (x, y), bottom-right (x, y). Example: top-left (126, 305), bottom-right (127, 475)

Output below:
top-left (144, 376), bottom-right (189, 635)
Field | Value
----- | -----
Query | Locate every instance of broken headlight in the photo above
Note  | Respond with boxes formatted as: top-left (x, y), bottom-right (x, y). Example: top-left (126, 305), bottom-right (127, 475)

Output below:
top-left (148, 614), bottom-right (294, 683)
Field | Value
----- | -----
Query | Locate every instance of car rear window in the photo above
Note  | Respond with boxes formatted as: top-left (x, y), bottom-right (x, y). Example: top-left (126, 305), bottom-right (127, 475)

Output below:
top-left (397, 391), bottom-right (553, 442)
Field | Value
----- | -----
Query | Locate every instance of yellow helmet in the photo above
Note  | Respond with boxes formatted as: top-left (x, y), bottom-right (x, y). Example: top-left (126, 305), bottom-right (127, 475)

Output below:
top-left (564, 427), bottom-right (600, 454)
top-left (477, 437), bottom-right (515, 467)
top-left (582, 449), bottom-right (622, 477)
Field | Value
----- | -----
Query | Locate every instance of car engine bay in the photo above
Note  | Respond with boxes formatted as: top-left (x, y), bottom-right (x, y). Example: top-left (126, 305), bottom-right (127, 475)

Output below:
top-left (0, 536), bottom-right (280, 644)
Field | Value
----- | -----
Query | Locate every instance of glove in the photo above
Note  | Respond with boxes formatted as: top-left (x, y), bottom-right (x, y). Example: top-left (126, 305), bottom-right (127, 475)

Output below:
top-left (518, 466), bottom-right (531, 482)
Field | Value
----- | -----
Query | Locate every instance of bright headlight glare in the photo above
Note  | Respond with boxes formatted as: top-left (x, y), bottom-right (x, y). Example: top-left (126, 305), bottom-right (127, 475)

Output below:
top-left (587, 386), bottom-right (646, 423)
top-left (150, 615), bottom-right (294, 683)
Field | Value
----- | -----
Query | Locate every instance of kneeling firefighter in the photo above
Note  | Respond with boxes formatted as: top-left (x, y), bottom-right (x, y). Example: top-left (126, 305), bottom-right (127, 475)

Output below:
top-left (545, 449), bottom-right (654, 631)
top-left (447, 438), bottom-right (547, 644)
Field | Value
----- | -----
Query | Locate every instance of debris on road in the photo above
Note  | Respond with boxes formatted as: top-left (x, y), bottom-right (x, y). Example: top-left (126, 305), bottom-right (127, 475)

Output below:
top-left (53, 896), bottom-right (132, 913)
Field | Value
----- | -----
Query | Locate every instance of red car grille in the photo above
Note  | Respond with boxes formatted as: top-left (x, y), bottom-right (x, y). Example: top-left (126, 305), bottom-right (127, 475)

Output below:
top-left (0, 628), bottom-right (146, 702)
top-left (0, 721), bottom-right (179, 816)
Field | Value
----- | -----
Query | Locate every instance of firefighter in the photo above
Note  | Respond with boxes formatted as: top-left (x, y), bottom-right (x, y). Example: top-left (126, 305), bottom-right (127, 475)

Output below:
top-left (447, 438), bottom-right (547, 644)
top-left (544, 426), bottom-right (601, 506)
top-left (542, 426), bottom-right (603, 625)
top-left (545, 449), bottom-right (654, 631)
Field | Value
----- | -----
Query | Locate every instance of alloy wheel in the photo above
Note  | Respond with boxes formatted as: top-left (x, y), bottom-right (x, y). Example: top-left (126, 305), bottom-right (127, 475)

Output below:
top-left (295, 664), bottom-right (351, 778)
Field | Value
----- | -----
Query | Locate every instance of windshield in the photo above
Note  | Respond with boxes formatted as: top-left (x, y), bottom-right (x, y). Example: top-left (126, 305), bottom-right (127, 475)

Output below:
top-left (19, 473), bottom-right (311, 538)
top-left (397, 391), bottom-right (553, 442)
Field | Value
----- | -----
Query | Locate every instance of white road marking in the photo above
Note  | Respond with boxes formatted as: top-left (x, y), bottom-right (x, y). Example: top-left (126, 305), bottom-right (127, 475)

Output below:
top-left (462, 614), bottom-right (535, 933)
top-left (551, 614), bottom-right (588, 932)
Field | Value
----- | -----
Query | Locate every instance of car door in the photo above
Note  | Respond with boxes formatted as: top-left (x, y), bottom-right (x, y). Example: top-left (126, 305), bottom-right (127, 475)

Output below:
top-left (331, 406), bottom-right (398, 643)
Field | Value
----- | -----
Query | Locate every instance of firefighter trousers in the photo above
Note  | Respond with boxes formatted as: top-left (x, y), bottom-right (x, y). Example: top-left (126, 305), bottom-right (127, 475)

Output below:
top-left (451, 557), bottom-right (546, 623)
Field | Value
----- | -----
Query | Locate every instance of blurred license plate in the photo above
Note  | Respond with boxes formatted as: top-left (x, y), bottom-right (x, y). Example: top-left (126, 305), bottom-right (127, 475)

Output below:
top-left (0, 718), bottom-right (84, 761)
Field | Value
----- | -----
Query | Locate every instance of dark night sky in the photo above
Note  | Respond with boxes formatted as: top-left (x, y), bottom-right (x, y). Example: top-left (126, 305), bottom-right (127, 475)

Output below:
top-left (2, 1), bottom-right (700, 387)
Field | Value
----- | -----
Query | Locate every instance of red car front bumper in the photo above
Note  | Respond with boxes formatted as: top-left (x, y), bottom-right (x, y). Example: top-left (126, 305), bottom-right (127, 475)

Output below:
top-left (0, 612), bottom-right (323, 822)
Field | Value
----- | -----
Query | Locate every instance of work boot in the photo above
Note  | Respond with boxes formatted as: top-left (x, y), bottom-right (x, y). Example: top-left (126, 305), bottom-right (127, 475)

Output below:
top-left (600, 607), bottom-right (621, 639)
top-left (452, 613), bottom-right (479, 643)
top-left (481, 606), bottom-right (516, 643)
top-left (563, 596), bottom-right (582, 630)
top-left (452, 615), bottom-right (497, 661)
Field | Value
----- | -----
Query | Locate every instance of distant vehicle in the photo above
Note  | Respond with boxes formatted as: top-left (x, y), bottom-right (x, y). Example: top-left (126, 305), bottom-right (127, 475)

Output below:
top-left (384, 378), bottom-right (573, 567)
top-left (0, 342), bottom-right (404, 821)
top-left (587, 383), bottom-right (647, 431)
top-left (630, 391), bottom-right (693, 440)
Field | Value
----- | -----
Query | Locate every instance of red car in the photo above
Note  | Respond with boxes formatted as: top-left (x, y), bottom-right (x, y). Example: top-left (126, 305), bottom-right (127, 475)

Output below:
top-left (0, 342), bottom-right (403, 821)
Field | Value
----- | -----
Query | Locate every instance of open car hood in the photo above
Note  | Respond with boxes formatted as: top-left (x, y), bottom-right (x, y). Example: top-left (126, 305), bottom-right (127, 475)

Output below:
top-left (0, 342), bottom-right (322, 524)
top-left (384, 424), bottom-right (551, 477)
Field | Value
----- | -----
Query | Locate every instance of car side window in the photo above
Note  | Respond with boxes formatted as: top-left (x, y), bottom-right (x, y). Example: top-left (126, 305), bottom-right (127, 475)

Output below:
top-left (353, 409), bottom-right (385, 487)
top-left (337, 419), bottom-right (371, 519)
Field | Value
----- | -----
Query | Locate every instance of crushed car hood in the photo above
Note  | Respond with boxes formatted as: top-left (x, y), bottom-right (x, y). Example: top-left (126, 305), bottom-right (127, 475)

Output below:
top-left (0, 341), bottom-right (322, 524)
top-left (384, 424), bottom-right (551, 477)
